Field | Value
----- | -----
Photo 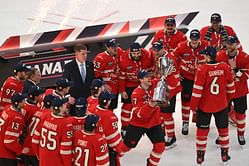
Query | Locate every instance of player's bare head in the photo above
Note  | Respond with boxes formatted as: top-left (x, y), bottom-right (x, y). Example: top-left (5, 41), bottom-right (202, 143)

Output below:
top-left (51, 97), bottom-right (69, 116)
top-left (98, 91), bottom-right (114, 108)
top-left (74, 43), bottom-right (88, 63)
top-left (165, 17), bottom-right (176, 34)
top-left (84, 114), bottom-right (99, 132)
top-left (90, 79), bottom-right (105, 96)
top-left (75, 97), bottom-right (87, 117)
top-left (130, 42), bottom-right (142, 61)
top-left (226, 36), bottom-right (239, 53)
top-left (200, 46), bottom-right (217, 62)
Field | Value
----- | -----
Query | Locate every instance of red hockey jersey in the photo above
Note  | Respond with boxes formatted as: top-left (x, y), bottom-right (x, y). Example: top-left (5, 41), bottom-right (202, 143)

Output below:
top-left (216, 50), bottom-right (249, 98)
top-left (73, 129), bottom-right (109, 166)
top-left (33, 113), bottom-right (73, 166)
top-left (190, 62), bottom-right (235, 113)
top-left (130, 84), bottom-right (162, 128)
top-left (94, 48), bottom-right (124, 94)
top-left (200, 25), bottom-right (238, 50)
top-left (0, 106), bottom-right (25, 159)
top-left (95, 106), bottom-right (122, 152)
top-left (87, 95), bottom-right (98, 114)
top-left (119, 48), bottom-right (153, 92)
top-left (174, 40), bottom-right (209, 80)
top-left (22, 102), bottom-right (42, 156)
top-left (152, 29), bottom-right (187, 52)
top-left (0, 76), bottom-right (24, 111)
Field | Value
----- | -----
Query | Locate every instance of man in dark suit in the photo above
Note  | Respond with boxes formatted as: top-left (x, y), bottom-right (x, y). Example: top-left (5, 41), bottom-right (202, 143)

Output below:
top-left (63, 44), bottom-right (95, 99)
top-left (22, 67), bottom-right (41, 93)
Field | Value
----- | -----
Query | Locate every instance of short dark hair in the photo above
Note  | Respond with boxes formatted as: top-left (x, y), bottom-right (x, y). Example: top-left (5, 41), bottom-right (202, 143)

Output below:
top-left (74, 44), bottom-right (87, 53)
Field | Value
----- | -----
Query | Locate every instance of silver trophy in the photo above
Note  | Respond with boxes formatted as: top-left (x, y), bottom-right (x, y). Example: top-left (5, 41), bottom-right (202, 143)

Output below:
top-left (153, 56), bottom-right (174, 104)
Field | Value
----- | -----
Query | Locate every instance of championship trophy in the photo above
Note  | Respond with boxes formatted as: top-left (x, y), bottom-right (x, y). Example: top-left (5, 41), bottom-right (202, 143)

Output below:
top-left (153, 56), bottom-right (174, 104)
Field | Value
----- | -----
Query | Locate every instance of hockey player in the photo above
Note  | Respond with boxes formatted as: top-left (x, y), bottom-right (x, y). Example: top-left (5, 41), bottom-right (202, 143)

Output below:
top-left (190, 46), bottom-right (235, 165)
top-left (216, 36), bottom-right (249, 146)
top-left (73, 114), bottom-right (110, 166)
top-left (41, 94), bottom-right (55, 112)
top-left (200, 13), bottom-right (240, 51)
top-left (69, 97), bottom-right (88, 131)
top-left (38, 77), bottom-right (75, 109)
top-left (151, 41), bottom-right (181, 149)
top-left (0, 62), bottom-right (29, 112)
top-left (94, 39), bottom-right (124, 110)
top-left (95, 91), bottom-right (123, 166)
top-left (32, 97), bottom-right (73, 166)
top-left (20, 86), bottom-right (45, 166)
top-left (87, 79), bottom-right (106, 114)
top-left (152, 17), bottom-right (187, 52)
top-left (119, 42), bottom-right (153, 137)
top-left (121, 70), bottom-right (165, 166)
top-left (174, 29), bottom-right (209, 135)
top-left (0, 93), bottom-right (28, 166)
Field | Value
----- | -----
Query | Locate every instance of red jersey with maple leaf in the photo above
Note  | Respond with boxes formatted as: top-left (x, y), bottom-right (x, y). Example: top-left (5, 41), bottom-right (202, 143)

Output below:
top-left (174, 40), bottom-right (209, 80)
top-left (119, 48), bottom-right (153, 92)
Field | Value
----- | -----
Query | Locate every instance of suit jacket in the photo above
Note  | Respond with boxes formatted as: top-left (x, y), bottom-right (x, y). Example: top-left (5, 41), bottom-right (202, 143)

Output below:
top-left (63, 59), bottom-right (95, 99)
top-left (22, 79), bottom-right (37, 94)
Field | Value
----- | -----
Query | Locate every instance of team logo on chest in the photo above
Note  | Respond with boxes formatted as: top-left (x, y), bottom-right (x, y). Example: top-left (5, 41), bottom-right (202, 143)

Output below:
top-left (107, 61), bottom-right (113, 66)
top-left (127, 66), bottom-right (133, 71)
top-left (183, 53), bottom-right (191, 57)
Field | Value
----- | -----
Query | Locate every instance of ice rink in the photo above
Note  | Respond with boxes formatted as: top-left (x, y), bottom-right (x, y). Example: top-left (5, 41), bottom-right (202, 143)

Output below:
top-left (118, 95), bottom-right (249, 166)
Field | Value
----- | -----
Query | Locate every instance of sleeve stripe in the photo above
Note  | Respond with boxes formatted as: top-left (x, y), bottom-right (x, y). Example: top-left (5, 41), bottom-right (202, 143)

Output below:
top-left (227, 82), bottom-right (234, 87)
top-left (34, 130), bottom-right (40, 136)
top-left (4, 139), bottom-right (15, 143)
top-left (96, 153), bottom-right (109, 161)
top-left (192, 93), bottom-right (202, 98)
top-left (2, 98), bottom-right (11, 103)
top-left (60, 150), bottom-right (72, 155)
top-left (108, 137), bottom-right (122, 148)
top-left (227, 90), bottom-right (235, 94)
top-left (5, 131), bottom-right (19, 137)
top-left (61, 141), bottom-right (72, 146)
top-left (106, 130), bottom-right (119, 140)
top-left (193, 84), bottom-right (204, 90)
top-left (97, 162), bottom-right (110, 166)
top-left (32, 139), bottom-right (40, 144)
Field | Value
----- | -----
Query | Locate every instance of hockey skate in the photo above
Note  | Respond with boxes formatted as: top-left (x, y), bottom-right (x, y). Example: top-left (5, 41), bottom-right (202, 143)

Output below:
top-left (238, 135), bottom-right (246, 147)
top-left (181, 122), bottom-right (189, 135)
top-left (165, 135), bottom-right (176, 150)
top-left (221, 148), bottom-right (231, 165)
top-left (196, 150), bottom-right (205, 165)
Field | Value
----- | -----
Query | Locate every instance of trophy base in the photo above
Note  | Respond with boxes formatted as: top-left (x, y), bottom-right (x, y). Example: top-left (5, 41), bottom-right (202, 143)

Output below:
top-left (155, 100), bottom-right (170, 107)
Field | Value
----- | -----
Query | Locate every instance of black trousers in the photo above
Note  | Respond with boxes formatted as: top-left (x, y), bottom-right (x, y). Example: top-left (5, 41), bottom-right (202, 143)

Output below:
top-left (0, 158), bottom-right (18, 166)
